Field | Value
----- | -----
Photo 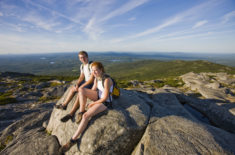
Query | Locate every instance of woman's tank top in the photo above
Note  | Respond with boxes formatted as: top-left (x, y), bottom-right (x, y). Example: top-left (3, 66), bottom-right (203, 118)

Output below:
top-left (97, 78), bottom-right (113, 102)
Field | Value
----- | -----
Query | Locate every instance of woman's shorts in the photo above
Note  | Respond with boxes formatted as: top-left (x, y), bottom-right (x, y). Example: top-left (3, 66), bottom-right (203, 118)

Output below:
top-left (102, 102), bottom-right (112, 109)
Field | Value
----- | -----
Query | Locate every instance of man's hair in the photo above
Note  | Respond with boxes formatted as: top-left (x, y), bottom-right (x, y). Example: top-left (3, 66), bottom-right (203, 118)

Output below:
top-left (91, 61), bottom-right (105, 73)
top-left (78, 51), bottom-right (88, 57)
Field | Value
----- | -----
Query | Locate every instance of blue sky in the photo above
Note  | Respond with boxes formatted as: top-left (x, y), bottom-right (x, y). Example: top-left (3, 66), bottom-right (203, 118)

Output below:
top-left (0, 0), bottom-right (235, 54)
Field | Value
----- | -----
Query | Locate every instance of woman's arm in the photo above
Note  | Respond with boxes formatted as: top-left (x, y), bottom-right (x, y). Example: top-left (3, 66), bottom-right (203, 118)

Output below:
top-left (91, 78), bottom-right (112, 104)
top-left (91, 78), bottom-right (97, 91)
top-left (101, 78), bottom-right (112, 101)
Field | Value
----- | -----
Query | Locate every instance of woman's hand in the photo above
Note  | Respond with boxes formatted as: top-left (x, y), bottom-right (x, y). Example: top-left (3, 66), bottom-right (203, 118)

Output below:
top-left (88, 102), bottom-right (98, 108)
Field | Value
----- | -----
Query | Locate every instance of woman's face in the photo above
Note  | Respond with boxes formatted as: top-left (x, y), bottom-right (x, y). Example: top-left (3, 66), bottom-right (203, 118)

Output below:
top-left (92, 66), bottom-right (102, 78)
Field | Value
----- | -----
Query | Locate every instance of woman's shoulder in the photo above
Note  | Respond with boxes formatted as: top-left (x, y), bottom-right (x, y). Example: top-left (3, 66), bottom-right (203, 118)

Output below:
top-left (103, 74), bottom-right (111, 81)
top-left (104, 77), bottom-right (113, 86)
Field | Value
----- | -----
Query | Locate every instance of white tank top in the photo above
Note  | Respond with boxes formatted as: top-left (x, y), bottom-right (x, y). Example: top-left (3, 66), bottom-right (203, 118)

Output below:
top-left (97, 78), bottom-right (113, 102)
top-left (80, 63), bottom-right (92, 81)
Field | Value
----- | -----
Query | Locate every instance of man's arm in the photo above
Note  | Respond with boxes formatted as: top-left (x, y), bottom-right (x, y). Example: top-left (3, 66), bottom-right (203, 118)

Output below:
top-left (79, 73), bottom-right (95, 88)
top-left (76, 73), bottom-right (85, 88)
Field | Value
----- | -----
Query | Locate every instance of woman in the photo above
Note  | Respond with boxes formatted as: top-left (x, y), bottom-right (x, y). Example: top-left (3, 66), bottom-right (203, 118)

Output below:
top-left (59, 61), bottom-right (113, 153)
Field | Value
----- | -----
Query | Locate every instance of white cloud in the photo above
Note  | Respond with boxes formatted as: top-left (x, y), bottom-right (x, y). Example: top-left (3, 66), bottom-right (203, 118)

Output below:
top-left (11, 24), bottom-right (25, 32)
top-left (26, 0), bottom-right (83, 25)
top-left (72, 0), bottom-right (115, 24)
top-left (192, 20), bottom-right (208, 29)
top-left (0, 2), bottom-right (17, 11)
top-left (83, 0), bottom-right (149, 40)
top-left (156, 31), bottom-right (212, 42)
top-left (128, 17), bottom-right (136, 21)
top-left (54, 24), bottom-right (76, 33)
top-left (136, 16), bottom-right (182, 38)
top-left (112, 15), bottom-right (183, 43)
top-left (22, 12), bottom-right (60, 31)
top-left (111, 0), bottom-right (217, 43)
top-left (0, 12), bottom-right (3, 16)
top-left (222, 11), bottom-right (235, 24)
top-left (66, 0), bottom-right (91, 6)
top-left (83, 18), bottom-right (104, 40)
top-left (0, 33), bottom-right (84, 54)
top-left (101, 0), bottom-right (149, 22)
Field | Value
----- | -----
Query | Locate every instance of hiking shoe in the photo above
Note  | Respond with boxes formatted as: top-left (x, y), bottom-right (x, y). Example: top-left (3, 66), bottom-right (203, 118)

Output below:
top-left (59, 139), bottom-right (76, 153)
top-left (76, 111), bottom-right (86, 124)
top-left (60, 114), bottom-right (73, 122)
top-left (55, 104), bottom-right (67, 110)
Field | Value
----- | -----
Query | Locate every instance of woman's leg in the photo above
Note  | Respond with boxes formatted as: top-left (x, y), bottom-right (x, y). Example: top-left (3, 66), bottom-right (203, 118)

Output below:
top-left (78, 87), bottom-right (98, 113)
top-left (69, 84), bottom-right (94, 115)
top-left (72, 103), bottom-right (107, 140)
top-left (60, 103), bottom-right (107, 153)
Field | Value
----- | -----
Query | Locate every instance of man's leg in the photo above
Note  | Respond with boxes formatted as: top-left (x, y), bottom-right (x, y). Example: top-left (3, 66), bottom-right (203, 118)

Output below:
top-left (62, 86), bottom-right (78, 107)
top-left (59, 80), bottom-right (85, 109)
top-left (68, 93), bottom-right (80, 116)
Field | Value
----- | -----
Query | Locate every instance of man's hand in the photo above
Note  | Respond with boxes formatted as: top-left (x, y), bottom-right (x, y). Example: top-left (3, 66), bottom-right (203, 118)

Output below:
top-left (79, 85), bottom-right (85, 89)
top-left (75, 84), bottom-right (79, 90)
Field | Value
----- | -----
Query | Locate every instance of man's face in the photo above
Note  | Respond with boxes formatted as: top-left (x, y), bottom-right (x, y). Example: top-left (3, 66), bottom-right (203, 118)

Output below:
top-left (78, 54), bottom-right (88, 64)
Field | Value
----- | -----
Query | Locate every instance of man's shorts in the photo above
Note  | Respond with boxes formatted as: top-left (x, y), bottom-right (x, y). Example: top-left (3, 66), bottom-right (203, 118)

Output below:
top-left (78, 80), bottom-right (93, 89)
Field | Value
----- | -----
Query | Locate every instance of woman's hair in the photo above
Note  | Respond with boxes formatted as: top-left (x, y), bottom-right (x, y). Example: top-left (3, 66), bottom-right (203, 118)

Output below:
top-left (78, 51), bottom-right (88, 57)
top-left (91, 61), bottom-right (105, 73)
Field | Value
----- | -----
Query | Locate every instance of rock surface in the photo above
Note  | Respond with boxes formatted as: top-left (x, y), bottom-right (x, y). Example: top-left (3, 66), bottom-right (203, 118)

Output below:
top-left (133, 90), bottom-right (235, 154)
top-left (0, 103), bottom-right (61, 155)
top-left (130, 72), bottom-right (235, 134)
top-left (47, 84), bottom-right (151, 155)
top-left (0, 72), bottom-right (69, 132)
top-left (1, 72), bottom-right (235, 155)
top-left (176, 94), bottom-right (235, 134)
top-left (46, 80), bottom-right (235, 155)
top-left (0, 72), bottom-right (69, 106)
top-left (181, 72), bottom-right (235, 101)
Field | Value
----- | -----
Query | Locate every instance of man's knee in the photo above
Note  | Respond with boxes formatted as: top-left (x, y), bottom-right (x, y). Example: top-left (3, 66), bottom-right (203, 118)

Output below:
top-left (71, 86), bottom-right (77, 92)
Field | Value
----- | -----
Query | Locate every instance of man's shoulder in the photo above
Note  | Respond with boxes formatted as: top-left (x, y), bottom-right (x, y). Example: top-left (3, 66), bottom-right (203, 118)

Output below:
top-left (80, 64), bottom-right (83, 69)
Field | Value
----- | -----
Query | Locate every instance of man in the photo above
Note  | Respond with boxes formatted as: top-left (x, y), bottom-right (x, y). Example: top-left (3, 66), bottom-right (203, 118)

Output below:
top-left (55, 51), bottom-right (94, 122)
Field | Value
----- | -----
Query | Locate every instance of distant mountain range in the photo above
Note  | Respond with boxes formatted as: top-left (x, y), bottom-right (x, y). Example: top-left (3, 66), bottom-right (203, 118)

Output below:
top-left (0, 52), bottom-right (234, 79)
top-left (106, 59), bottom-right (235, 81)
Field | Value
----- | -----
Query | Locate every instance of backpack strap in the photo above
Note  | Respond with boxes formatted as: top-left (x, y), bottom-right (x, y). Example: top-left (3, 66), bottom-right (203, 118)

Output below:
top-left (101, 74), bottom-right (111, 87)
top-left (81, 61), bottom-right (93, 73)
top-left (88, 61), bottom-right (93, 73)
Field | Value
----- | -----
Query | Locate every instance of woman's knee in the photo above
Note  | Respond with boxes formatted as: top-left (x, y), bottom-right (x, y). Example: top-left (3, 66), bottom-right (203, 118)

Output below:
top-left (82, 112), bottom-right (90, 121)
top-left (78, 87), bottom-right (84, 93)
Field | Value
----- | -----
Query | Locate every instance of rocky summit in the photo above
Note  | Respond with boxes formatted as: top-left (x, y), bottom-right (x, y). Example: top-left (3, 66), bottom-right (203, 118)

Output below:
top-left (1, 72), bottom-right (235, 155)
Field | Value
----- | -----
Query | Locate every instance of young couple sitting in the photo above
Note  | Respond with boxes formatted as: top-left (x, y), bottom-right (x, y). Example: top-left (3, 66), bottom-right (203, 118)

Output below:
top-left (55, 51), bottom-right (114, 153)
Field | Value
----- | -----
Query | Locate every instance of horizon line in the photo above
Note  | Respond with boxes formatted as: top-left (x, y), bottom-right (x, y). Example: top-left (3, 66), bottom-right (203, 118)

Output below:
top-left (1, 51), bottom-right (235, 56)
